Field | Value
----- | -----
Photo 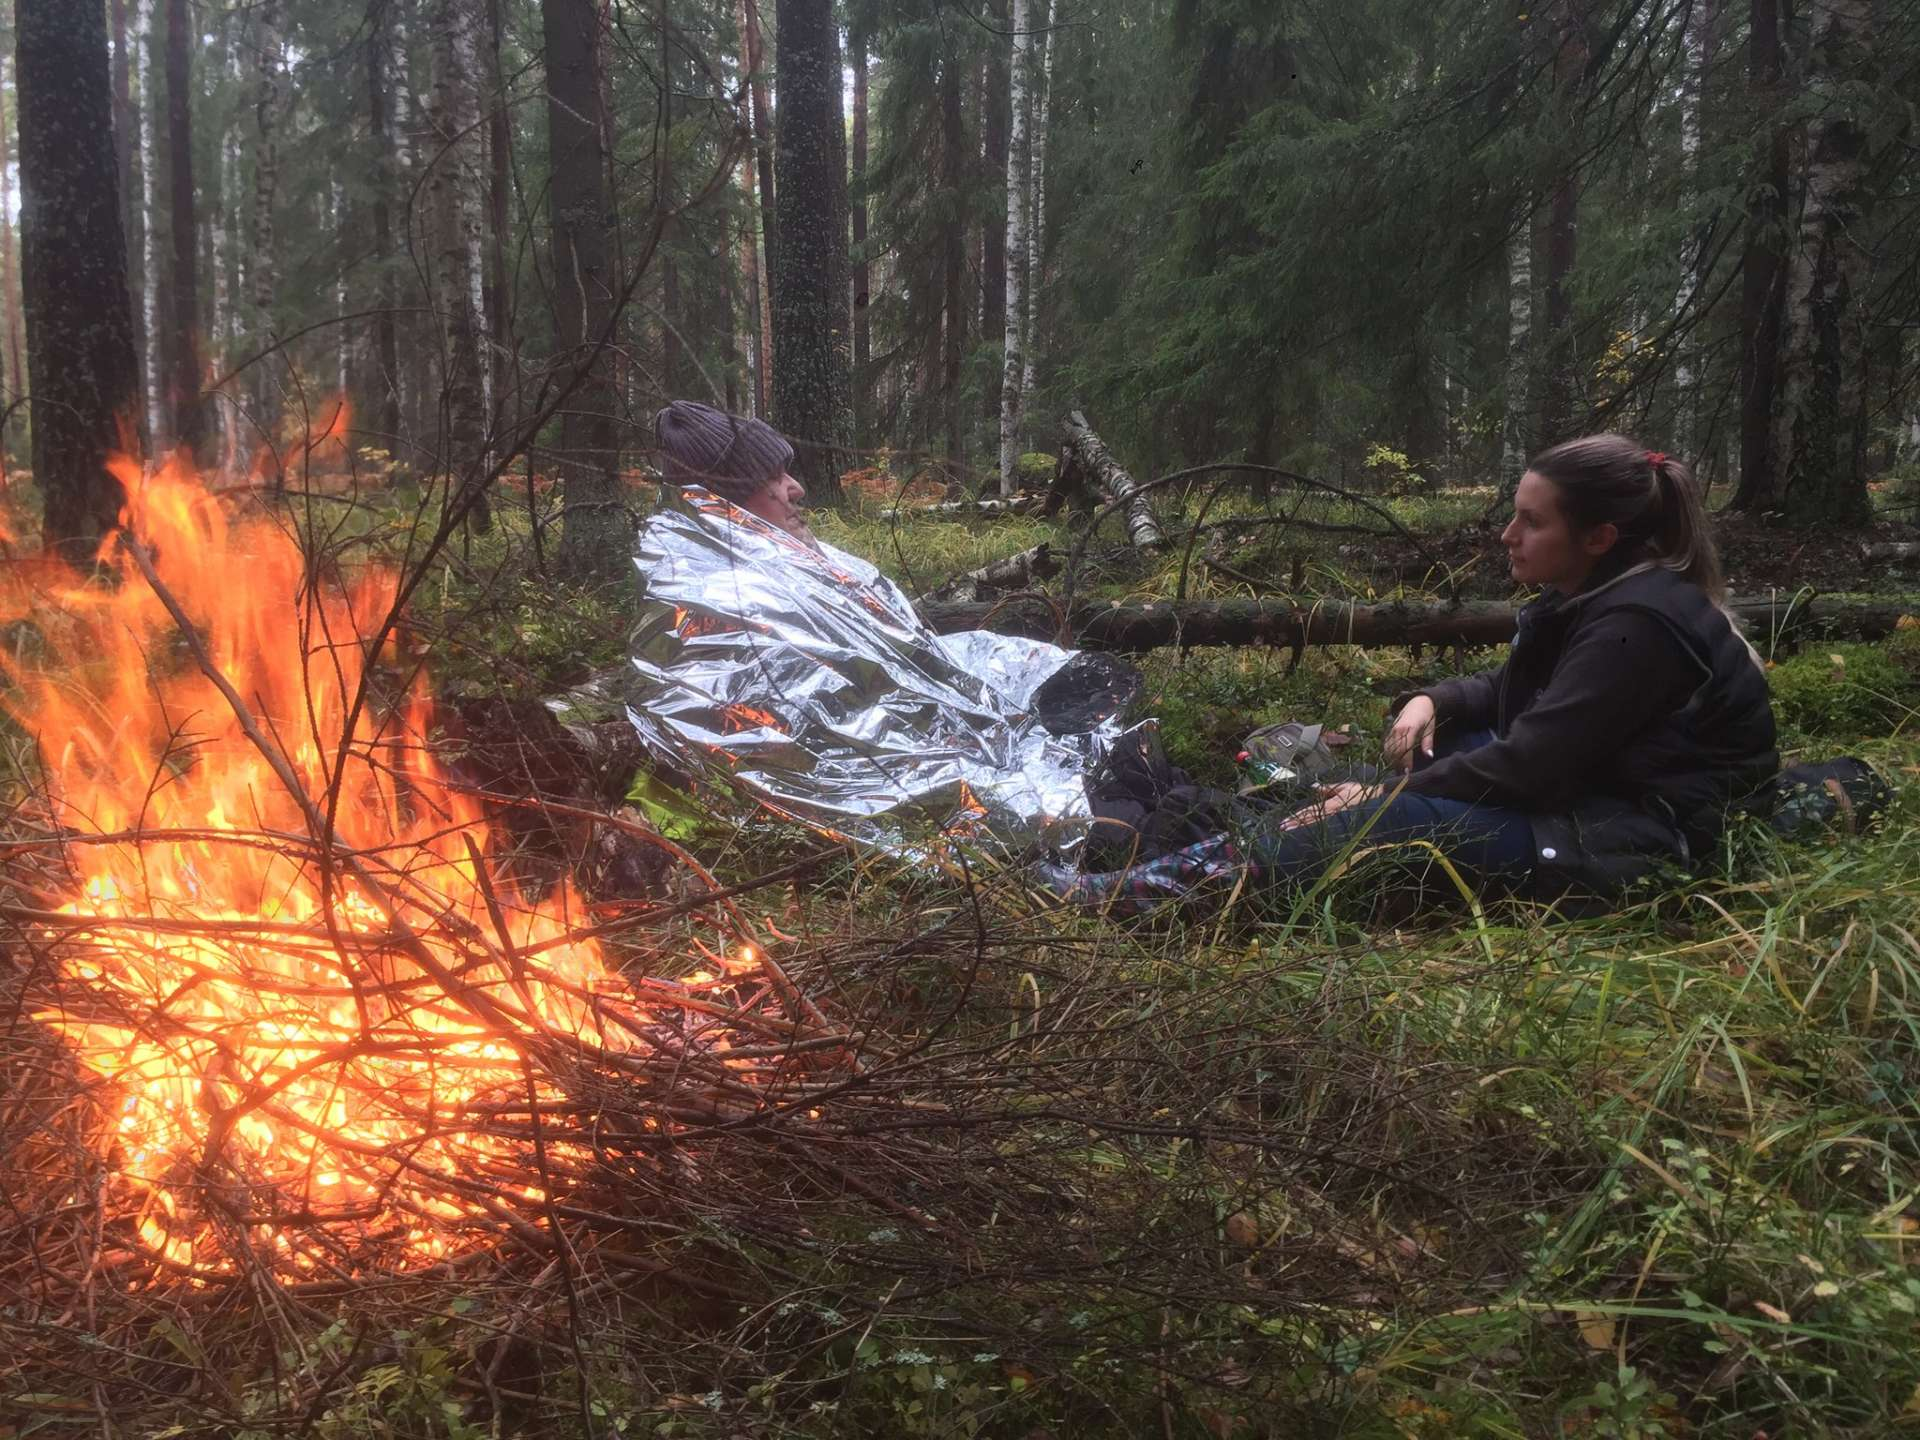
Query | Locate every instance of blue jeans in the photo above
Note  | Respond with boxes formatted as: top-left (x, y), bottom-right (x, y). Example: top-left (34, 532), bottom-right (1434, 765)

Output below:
top-left (1244, 728), bottom-right (1536, 893)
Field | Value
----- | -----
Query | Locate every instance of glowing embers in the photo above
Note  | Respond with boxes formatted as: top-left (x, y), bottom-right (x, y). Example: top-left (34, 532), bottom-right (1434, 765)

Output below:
top-left (0, 453), bottom-right (650, 1273)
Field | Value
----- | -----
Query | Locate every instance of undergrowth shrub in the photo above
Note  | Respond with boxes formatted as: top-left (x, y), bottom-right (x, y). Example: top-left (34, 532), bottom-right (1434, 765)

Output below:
top-left (1768, 643), bottom-right (1918, 738)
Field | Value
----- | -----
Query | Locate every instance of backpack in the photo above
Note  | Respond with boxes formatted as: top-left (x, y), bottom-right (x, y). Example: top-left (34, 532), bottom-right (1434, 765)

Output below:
top-left (1752, 758), bottom-right (1894, 840)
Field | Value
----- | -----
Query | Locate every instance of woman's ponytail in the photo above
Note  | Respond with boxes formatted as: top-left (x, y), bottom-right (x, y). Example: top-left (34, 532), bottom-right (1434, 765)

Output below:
top-left (1530, 435), bottom-right (1727, 603)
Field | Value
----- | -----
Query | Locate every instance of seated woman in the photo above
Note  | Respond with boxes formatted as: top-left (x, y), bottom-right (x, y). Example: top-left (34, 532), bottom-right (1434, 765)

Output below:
top-left (1045, 435), bottom-right (1779, 913)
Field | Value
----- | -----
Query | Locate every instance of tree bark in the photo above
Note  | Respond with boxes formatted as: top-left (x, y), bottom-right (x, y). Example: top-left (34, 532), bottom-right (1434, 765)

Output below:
top-left (486, 0), bottom-right (515, 438)
top-left (0, 57), bottom-right (27, 422)
top-left (164, 0), bottom-right (201, 455)
top-left (136, 0), bottom-right (162, 447)
top-left (851, 21), bottom-right (870, 445)
top-left (919, 595), bottom-right (1909, 654)
top-left (919, 541), bottom-right (1057, 604)
top-left (545, 0), bottom-right (624, 587)
top-left (1734, 0), bottom-right (1789, 511)
top-left (770, 0), bottom-right (850, 504)
top-left (997, 0), bottom-right (1034, 495)
top-left (249, 0), bottom-right (282, 469)
top-left (110, 0), bottom-right (135, 342)
top-left (736, 0), bottom-right (774, 412)
top-left (368, 1), bottom-right (403, 444)
top-left (1021, 0), bottom-right (1054, 406)
top-left (979, 0), bottom-right (1009, 393)
top-left (1540, 0), bottom-right (1588, 443)
top-left (940, 54), bottom-right (966, 476)
top-left (1769, 0), bottom-right (1875, 527)
top-left (741, 0), bottom-right (777, 279)
top-left (429, 0), bottom-right (493, 528)
top-left (1059, 410), bottom-right (1165, 547)
top-left (15, 0), bottom-right (144, 557)
top-left (1501, 207), bottom-right (1533, 489)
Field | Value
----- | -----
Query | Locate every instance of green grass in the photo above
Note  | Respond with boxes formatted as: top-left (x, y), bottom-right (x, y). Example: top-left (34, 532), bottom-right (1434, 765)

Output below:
top-left (6, 489), bottom-right (1919, 1438)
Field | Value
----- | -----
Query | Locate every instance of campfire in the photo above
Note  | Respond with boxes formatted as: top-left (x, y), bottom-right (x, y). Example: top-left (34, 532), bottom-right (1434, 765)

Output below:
top-left (0, 455), bottom-right (785, 1278)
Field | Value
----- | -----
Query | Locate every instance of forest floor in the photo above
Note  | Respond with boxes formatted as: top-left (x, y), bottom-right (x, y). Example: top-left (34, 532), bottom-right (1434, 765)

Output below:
top-left (3, 472), bottom-right (1919, 1438)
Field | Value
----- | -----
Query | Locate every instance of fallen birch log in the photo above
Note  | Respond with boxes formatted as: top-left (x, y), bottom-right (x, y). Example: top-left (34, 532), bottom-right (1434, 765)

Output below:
top-left (919, 595), bottom-right (1911, 654)
top-left (919, 542), bottom-right (1058, 604)
top-left (1055, 410), bottom-right (1165, 548)
top-left (885, 495), bottom-right (1044, 522)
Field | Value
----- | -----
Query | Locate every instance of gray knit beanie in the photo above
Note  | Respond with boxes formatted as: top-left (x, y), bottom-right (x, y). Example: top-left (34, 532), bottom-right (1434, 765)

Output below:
top-left (653, 401), bottom-right (795, 504)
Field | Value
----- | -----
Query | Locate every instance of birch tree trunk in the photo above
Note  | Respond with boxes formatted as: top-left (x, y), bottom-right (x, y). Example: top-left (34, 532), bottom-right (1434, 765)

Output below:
top-left (851, 22), bottom-right (870, 444)
top-left (368, 2), bottom-right (402, 443)
top-left (249, 0), bottom-right (283, 472)
top-left (940, 55), bottom-right (965, 474)
top-left (997, 0), bottom-right (1034, 495)
top-left (428, 0), bottom-right (493, 528)
top-left (0, 58), bottom-right (27, 415)
top-left (15, 0), bottom-right (143, 556)
top-left (1669, 0), bottom-right (1711, 453)
top-left (164, 0), bottom-right (202, 455)
top-left (979, 0), bottom-right (1009, 372)
top-left (736, 0), bottom-right (772, 414)
top-left (136, 0), bottom-right (162, 447)
top-left (1770, 0), bottom-right (1875, 526)
top-left (1020, 0), bottom-right (1054, 405)
top-left (1501, 210), bottom-right (1533, 489)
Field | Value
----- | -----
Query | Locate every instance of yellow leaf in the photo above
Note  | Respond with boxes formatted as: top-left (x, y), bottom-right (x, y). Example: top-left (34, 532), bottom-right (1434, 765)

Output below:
top-left (1577, 1311), bottom-right (1617, 1350)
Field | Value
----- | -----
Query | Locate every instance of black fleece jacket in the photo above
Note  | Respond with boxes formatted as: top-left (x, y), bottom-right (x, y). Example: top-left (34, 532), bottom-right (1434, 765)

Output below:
top-left (1402, 609), bottom-right (1699, 813)
top-left (1395, 561), bottom-right (1777, 899)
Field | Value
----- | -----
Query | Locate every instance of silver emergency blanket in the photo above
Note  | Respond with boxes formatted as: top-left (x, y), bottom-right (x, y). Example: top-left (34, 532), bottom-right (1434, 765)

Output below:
top-left (623, 488), bottom-right (1119, 853)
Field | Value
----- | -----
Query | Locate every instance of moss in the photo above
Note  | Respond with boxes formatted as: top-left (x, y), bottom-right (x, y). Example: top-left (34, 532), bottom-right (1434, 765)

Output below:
top-left (1768, 642), bottom-right (1919, 738)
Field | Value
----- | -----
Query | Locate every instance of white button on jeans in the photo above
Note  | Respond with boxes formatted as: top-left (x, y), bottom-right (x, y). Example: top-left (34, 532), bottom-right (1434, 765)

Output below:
top-left (1541, 847), bottom-right (1557, 860)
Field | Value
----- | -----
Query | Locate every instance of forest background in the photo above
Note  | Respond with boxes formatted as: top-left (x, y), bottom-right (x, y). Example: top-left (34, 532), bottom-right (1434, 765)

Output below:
top-left (4, 0), bottom-right (1917, 562)
top-left (5, 2), bottom-right (1920, 1438)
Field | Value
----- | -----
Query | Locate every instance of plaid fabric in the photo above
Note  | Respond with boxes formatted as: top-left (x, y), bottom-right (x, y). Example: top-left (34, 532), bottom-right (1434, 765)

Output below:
top-left (1031, 834), bottom-right (1247, 914)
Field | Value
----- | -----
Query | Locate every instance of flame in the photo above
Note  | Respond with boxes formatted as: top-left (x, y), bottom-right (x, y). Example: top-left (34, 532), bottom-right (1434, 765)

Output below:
top-left (0, 454), bottom-right (645, 1271)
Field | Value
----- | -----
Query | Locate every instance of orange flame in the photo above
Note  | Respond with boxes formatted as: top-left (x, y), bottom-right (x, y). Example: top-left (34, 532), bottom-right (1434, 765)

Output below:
top-left (0, 455), bottom-right (643, 1272)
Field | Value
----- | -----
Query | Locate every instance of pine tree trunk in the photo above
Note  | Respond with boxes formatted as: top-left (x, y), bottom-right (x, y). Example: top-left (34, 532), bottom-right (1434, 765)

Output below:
top-left (164, 0), bottom-right (201, 455)
top-left (940, 55), bottom-right (965, 475)
top-left (659, 14), bottom-right (684, 399)
top-left (1502, 209), bottom-right (1533, 488)
top-left (742, 0), bottom-right (777, 279)
top-left (851, 22), bottom-right (870, 444)
top-left (545, 0), bottom-right (623, 586)
top-left (368, 3), bottom-right (403, 444)
top-left (1734, 0), bottom-right (1789, 511)
top-left (429, 0), bottom-right (493, 528)
top-left (1020, 0), bottom-right (1055, 406)
top-left (1540, 0), bottom-right (1588, 443)
top-left (997, 0), bottom-right (1034, 495)
top-left (15, 0), bottom-right (143, 557)
top-left (769, 0), bottom-right (850, 504)
top-left (1770, 0), bottom-right (1874, 527)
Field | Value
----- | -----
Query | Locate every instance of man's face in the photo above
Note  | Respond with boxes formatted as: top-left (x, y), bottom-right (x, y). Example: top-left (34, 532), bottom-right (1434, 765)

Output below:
top-left (740, 471), bottom-right (812, 541)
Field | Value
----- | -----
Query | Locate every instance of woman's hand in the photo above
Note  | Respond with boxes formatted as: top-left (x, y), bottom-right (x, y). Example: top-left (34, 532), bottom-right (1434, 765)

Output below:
top-left (1383, 695), bottom-right (1437, 773)
top-left (1275, 781), bottom-right (1380, 832)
